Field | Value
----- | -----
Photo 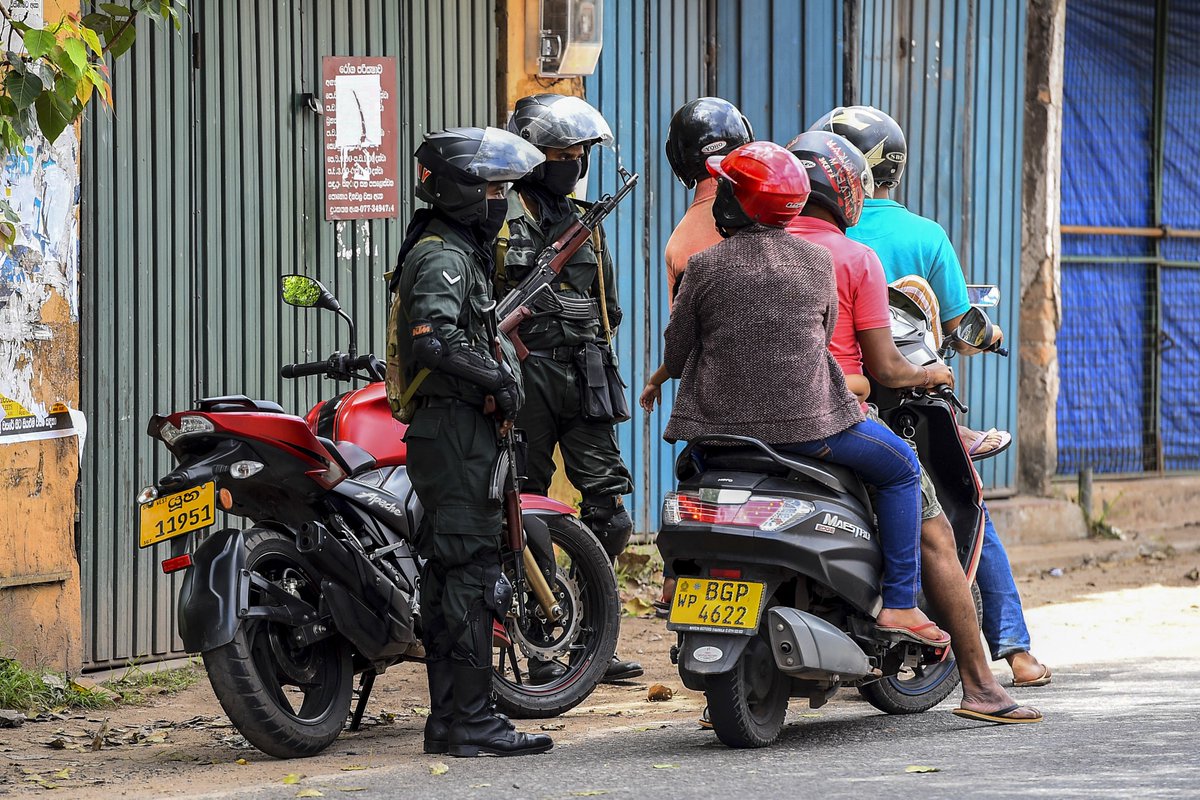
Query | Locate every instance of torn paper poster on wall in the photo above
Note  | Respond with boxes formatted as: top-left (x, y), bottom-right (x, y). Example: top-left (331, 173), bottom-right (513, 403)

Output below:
top-left (1, 127), bottom-right (82, 446)
top-left (0, 0), bottom-right (44, 52)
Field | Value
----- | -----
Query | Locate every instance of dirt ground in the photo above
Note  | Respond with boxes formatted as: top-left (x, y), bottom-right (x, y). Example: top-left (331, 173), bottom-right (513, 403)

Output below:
top-left (1, 547), bottom-right (1197, 799)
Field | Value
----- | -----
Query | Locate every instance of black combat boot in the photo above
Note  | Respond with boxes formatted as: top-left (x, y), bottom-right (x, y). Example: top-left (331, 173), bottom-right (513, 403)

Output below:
top-left (604, 654), bottom-right (644, 682)
top-left (447, 663), bottom-right (553, 757)
top-left (423, 659), bottom-right (455, 754)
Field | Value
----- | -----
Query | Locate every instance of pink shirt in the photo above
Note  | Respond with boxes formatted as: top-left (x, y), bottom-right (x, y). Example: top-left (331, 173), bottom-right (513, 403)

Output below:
top-left (785, 215), bottom-right (891, 376)
top-left (664, 179), bottom-right (722, 306)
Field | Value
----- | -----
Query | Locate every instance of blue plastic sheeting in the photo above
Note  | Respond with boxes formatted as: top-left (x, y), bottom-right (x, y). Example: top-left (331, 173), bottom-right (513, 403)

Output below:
top-left (1060, 1), bottom-right (1155, 231)
top-left (1057, 0), bottom-right (1156, 474)
top-left (1162, 268), bottom-right (1200, 469)
top-left (1057, 255), bottom-right (1152, 474)
top-left (1159, 3), bottom-right (1200, 470)
top-left (1162, 1), bottom-right (1200, 240)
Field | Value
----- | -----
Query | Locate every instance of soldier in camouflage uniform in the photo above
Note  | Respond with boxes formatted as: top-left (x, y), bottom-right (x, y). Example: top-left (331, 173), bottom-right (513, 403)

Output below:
top-left (388, 126), bottom-right (552, 757)
top-left (500, 94), bottom-right (641, 683)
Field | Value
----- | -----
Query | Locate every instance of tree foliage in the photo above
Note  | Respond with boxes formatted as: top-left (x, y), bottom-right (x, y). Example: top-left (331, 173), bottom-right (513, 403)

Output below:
top-left (0, 1), bottom-right (186, 250)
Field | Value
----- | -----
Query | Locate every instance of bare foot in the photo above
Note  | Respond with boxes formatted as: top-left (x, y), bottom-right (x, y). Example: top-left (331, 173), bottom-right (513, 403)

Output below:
top-left (1007, 651), bottom-right (1053, 686)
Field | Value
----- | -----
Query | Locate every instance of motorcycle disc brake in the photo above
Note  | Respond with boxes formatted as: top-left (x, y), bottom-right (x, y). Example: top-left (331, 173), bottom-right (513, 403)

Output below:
top-left (509, 567), bottom-right (583, 661)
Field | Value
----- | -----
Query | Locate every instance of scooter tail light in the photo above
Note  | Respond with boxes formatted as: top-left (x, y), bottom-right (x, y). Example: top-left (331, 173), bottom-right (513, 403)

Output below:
top-left (710, 568), bottom-right (743, 579)
top-left (161, 554), bottom-right (193, 574)
top-left (664, 491), bottom-right (814, 531)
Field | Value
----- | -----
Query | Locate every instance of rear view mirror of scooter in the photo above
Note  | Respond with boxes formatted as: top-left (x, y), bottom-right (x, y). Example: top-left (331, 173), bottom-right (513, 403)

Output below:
top-left (951, 307), bottom-right (1008, 358)
top-left (966, 284), bottom-right (1000, 308)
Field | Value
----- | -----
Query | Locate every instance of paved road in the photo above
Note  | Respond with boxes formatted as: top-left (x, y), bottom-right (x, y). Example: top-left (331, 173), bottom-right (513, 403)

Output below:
top-left (207, 586), bottom-right (1200, 800)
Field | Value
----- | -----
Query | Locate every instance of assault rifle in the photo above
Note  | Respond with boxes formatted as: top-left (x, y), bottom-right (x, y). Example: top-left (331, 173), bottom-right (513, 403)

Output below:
top-left (496, 166), bottom-right (639, 359)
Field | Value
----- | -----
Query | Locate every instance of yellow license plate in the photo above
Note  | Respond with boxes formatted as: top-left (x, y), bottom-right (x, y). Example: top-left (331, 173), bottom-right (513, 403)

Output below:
top-left (667, 578), bottom-right (765, 632)
top-left (139, 482), bottom-right (216, 548)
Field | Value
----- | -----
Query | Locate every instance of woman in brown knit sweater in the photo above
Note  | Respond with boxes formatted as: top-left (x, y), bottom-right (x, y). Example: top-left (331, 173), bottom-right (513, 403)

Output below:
top-left (663, 141), bottom-right (948, 645)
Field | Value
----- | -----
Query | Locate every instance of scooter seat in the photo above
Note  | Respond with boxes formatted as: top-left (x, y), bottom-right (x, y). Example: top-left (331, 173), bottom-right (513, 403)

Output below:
top-left (691, 440), bottom-right (873, 515)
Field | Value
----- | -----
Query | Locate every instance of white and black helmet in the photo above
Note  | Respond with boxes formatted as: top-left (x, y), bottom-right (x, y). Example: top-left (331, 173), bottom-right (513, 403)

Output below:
top-left (414, 127), bottom-right (544, 224)
top-left (810, 105), bottom-right (907, 189)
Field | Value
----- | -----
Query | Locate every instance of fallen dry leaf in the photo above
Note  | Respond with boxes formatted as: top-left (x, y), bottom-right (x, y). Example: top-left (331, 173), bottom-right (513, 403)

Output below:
top-left (340, 765), bottom-right (367, 771)
top-left (235, 758), bottom-right (249, 766)
top-left (905, 765), bottom-right (941, 774)
top-left (411, 706), bottom-right (431, 717)
top-left (52, 769), bottom-right (72, 779)
top-left (646, 684), bottom-right (674, 702)
top-left (540, 722), bottom-right (566, 731)
top-left (430, 762), bottom-right (449, 776)
top-left (652, 764), bottom-right (679, 769)
top-left (282, 773), bottom-right (304, 785)
top-left (622, 597), bottom-right (654, 618)
top-left (295, 790), bottom-right (324, 798)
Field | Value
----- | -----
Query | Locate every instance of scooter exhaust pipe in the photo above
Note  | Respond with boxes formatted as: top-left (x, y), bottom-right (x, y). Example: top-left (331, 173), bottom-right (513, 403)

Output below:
top-left (767, 607), bottom-right (873, 679)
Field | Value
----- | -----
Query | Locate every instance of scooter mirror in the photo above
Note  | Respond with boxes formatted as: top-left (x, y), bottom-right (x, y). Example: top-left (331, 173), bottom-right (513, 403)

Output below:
top-left (955, 307), bottom-right (993, 349)
top-left (966, 284), bottom-right (1000, 308)
top-left (280, 274), bottom-right (339, 311)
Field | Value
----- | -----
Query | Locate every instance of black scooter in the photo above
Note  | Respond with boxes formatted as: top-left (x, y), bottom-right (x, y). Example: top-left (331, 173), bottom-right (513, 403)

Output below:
top-left (657, 287), bottom-right (1004, 748)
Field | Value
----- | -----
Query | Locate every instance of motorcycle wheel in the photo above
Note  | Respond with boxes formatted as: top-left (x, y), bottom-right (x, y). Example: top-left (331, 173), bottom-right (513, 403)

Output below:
top-left (201, 528), bottom-right (353, 758)
top-left (858, 582), bottom-right (983, 714)
top-left (704, 625), bottom-right (789, 748)
top-left (492, 513), bottom-right (620, 719)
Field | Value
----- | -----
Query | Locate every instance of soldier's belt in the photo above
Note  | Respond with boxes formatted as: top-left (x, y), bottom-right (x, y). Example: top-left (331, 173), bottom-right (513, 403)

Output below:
top-left (526, 346), bottom-right (579, 364)
top-left (416, 396), bottom-right (480, 410)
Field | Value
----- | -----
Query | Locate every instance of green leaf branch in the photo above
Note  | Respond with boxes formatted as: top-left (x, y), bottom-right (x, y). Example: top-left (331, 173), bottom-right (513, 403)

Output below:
top-left (0, 0), bottom-right (186, 250)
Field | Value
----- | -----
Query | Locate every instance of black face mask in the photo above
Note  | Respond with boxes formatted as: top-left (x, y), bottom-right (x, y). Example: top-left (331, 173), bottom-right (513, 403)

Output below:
top-left (479, 198), bottom-right (508, 241)
top-left (712, 178), bottom-right (752, 237)
top-left (538, 158), bottom-right (583, 197)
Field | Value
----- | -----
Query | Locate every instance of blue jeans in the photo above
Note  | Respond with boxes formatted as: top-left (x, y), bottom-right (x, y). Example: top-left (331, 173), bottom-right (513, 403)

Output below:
top-left (976, 505), bottom-right (1032, 660)
top-left (779, 418), bottom-right (922, 609)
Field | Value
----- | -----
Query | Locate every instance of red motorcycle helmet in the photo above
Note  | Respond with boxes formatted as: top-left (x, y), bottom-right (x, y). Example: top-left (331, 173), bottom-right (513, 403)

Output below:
top-left (705, 141), bottom-right (811, 228)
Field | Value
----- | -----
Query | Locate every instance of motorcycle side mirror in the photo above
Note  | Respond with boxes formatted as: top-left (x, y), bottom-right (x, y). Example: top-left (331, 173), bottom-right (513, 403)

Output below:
top-left (954, 307), bottom-right (994, 350)
top-left (280, 274), bottom-right (341, 312)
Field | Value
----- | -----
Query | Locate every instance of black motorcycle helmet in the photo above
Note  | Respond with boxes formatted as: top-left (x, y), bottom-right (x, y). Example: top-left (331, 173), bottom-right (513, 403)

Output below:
top-left (665, 97), bottom-right (755, 189)
top-left (506, 93), bottom-right (613, 179)
top-left (785, 130), bottom-right (873, 231)
top-left (810, 105), bottom-right (907, 189)
top-left (414, 127), bottom-right (544, 225)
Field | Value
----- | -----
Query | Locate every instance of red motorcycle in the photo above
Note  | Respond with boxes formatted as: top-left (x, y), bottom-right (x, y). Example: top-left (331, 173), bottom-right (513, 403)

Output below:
top-left (136, 275), bottom-right (619, 758)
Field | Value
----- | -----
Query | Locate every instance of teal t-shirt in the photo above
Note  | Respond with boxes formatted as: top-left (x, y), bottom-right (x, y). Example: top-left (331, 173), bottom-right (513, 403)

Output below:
top-left (847, 198), bottom-right (970, 324)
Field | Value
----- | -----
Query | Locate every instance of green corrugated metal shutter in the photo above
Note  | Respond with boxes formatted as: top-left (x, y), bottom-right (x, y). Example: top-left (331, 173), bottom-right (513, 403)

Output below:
top-left (80, 0), bottom-right (496, 669)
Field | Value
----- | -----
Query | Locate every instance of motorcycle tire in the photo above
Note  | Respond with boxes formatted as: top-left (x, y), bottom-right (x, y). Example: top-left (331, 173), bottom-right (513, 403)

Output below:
top-left (201, 527), bottom-right (353, 758)
top-left (704, 625), bottom-right (789, 748)
top-left (858, 582), bottom-right (983, 715)
top-left (492, 513), bottom-right (620, 719)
